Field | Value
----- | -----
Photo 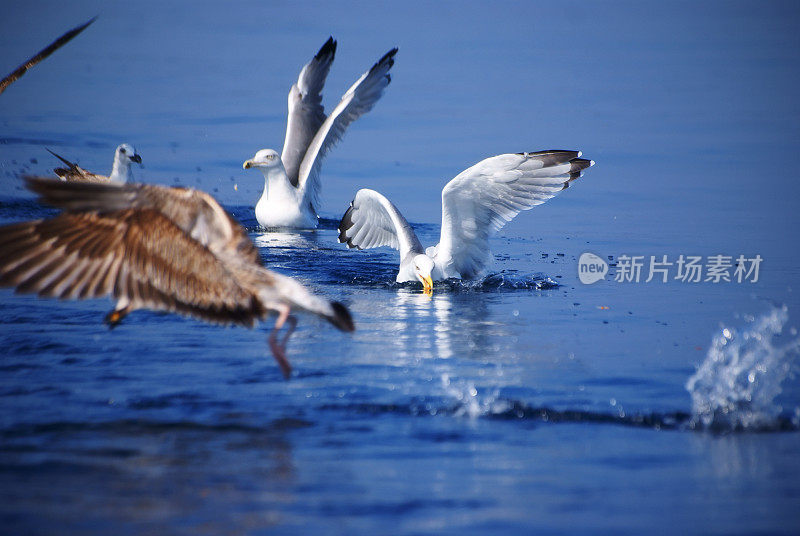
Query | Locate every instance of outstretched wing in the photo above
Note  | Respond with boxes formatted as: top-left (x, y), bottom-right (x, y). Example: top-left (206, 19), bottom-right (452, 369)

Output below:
top-left (46, 148), bottom-right (107, 182)
top-left (281, 37), bottom-right (337, 187)
top-left (297, 47), bottom-right (397, 212)
top-left (24, 176), bottom-right (262, 268)
top-left (0, 17), bottom-right (95, 95)
top-left (338, 188), bottom-right (423, 261)
top-left (0, 209), bottom-right (266, 326)
top-left (436, 150), bottom-right (593, 278)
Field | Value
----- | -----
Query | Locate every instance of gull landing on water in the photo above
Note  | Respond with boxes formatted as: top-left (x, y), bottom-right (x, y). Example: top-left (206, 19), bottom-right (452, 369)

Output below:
top-left (243, 37), bottom-right (397, 229)
top-left (338, 150), bottom-right (595, 295)
top-left (48, 144), bottom-right (142, 184)
top-left (0, 177), bottom-right (354, 378)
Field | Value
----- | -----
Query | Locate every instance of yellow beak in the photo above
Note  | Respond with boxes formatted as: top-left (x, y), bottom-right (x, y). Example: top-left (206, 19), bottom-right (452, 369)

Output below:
top-left (243, 159), bottom-right (254, 169)
top-left (422, 275), bottom-right (433, 296)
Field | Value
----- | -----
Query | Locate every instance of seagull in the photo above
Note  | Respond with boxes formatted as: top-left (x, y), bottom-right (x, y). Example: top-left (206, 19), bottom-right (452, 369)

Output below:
top-left (47, 144), bottom-right (142, 184)
top-left (243, 37), bottom-right (397, 229)
top-left (0, 177), bottom-right (355, 378)
top-left (0, 17), bottom-right (95, 96)
top-left (338, 150), bottom-right (594, 294)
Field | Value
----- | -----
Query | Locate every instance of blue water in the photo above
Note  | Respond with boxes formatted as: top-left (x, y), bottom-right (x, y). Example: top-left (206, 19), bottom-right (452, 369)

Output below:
top-left (2, 1), bottom-right (800, 534)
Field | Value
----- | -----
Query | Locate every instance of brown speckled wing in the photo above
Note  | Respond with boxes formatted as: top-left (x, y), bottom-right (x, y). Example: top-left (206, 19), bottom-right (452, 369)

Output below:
top-left (25, 177), bottom-right (263, 267)
top-left (0, 209), bottom-right (266, 327)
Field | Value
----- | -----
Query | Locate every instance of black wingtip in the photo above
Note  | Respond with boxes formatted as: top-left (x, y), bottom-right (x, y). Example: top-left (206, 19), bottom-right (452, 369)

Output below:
top-left (337, 204), bottom-right (361, 249)
top-left (370, 47), bottom-right (398, 74)
top-left (316, 36), bottom-right (337, 60)
top-left (330, 302), bottom-right (355, 332)
top-left (45, 147), bottom-right (75, 168)
top-left (381, 47), bottom-right (399, 63)
top-left (56, 16), bottom-right (97, 47)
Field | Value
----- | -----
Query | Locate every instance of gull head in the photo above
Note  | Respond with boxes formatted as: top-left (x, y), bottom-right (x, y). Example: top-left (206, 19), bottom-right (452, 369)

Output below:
top-left (116, 143), bottom-right (142, 165)
top-left (243, 149), bottom-right (281, 170)
top-left (413, 254), bottom-right (435, 296)
top-left (109, 143), bottom-right (142, 184)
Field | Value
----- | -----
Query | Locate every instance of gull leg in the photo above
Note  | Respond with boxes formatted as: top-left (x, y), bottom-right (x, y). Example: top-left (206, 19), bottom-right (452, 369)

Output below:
top-left (281, 315), bottom-right (298, 348)
top-left (268, 305), bottom-right (293, 379)
top-left (104, 304), bottom-right (131, 330)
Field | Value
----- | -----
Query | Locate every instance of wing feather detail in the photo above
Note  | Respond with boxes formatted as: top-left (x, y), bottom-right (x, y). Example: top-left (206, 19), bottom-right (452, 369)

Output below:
top-left (436, 151), bottom-right (593, 279)
top-left (337, 188), bottom-right (423, 260)
top-left (0, 209), bottom-right (265, 326)
top-left (24, 176), bottom-right (262, 268)
top-left (297, 48), bottom-right (397, 212)
top-left (281, 37), bottom-right (337, 187)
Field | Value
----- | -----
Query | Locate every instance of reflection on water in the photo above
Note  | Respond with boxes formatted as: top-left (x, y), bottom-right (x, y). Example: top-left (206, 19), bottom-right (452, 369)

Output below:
top-left (386, 290), bottom-right (510, 365)
top-left (0, 418), bottom-right (303, 533)
top-left (691, 432), bottom-right (784, 481)
top-left (252, 230), bottom-right (324, 251)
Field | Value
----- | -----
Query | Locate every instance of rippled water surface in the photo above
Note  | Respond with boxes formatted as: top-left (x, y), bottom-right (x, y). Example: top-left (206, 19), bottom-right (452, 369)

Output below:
top-left (2, 2), bottom-right (800, 534)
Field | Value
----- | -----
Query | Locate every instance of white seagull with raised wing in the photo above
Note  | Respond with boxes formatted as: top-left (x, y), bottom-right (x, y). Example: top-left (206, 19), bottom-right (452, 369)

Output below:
top-left (243, 37), bottom-right (397, 229)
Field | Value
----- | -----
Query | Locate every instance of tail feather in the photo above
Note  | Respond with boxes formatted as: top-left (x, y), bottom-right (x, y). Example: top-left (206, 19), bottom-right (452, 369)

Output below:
top-left (328, 301), bottom-right (355, 332)
top-left (268, 270), bottom-right (355, 333)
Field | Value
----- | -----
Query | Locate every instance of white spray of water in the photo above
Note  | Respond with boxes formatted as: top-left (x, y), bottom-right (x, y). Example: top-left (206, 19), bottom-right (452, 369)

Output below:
top-left (440, 374), bottom-right (508, 418)
top-left (686, 305), bottom-right (800, 431)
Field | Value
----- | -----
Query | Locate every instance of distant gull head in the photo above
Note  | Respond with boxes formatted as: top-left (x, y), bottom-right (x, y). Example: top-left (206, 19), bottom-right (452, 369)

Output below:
top-left (110, 143), bottom-right (142, 184)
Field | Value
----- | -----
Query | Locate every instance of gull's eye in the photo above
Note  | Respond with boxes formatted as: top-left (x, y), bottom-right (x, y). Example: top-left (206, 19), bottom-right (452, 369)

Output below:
top-left (267, 154), bottom-right (276, 160)
top-left (120, 148), bottom-right (126, 154)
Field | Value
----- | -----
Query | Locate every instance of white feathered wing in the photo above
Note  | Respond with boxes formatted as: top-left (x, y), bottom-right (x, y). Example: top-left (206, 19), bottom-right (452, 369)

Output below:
top-left (434, 150), bottom-right (593, 278)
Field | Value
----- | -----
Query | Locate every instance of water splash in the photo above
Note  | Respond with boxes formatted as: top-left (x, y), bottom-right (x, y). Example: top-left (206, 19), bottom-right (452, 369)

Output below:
top-left (465, 272), bottom-right (559, 291)
top-left (432, 272), bottom-right (560, 293)
top-left (686, 306), bottom-right (800, 432)
top-left (440, 374), bottom-right (508, 418)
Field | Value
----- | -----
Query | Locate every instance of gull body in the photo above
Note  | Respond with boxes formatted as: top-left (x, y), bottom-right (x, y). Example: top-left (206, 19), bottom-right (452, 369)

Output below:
top-left (249, 149), bottom-right (317, 228)
top-left (0, 177), bottom-right (354, 378)
top-left (243, 37), bottom-right (397, 229)
top-left (338, 150), bottom-right (595, 294)
top-left (48, 144), bottom-right (142, 184)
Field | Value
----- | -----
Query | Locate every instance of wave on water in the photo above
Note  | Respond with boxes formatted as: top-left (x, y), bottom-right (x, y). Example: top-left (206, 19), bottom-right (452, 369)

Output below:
top-left (686, 305), bottom-right (800, 432)
top-left (440, 272), bottom-right (560, 292)
top-left (320, 306), bottom-right (800, 434)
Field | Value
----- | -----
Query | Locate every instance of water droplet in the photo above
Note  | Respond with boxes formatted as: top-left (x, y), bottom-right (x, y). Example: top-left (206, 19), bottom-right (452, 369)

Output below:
top-left (722, 328), bottom-right (732, 339)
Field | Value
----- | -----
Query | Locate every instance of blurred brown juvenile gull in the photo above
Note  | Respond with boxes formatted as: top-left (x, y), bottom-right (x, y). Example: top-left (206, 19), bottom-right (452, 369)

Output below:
top-left (339, 150), bottom-right (594, 295)
top-left (47, 144), bottom-right (142, 184)
top-left (0, 17), bottom-right (95, 95)
top-left (0, 177), bottom-right (354, 378)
